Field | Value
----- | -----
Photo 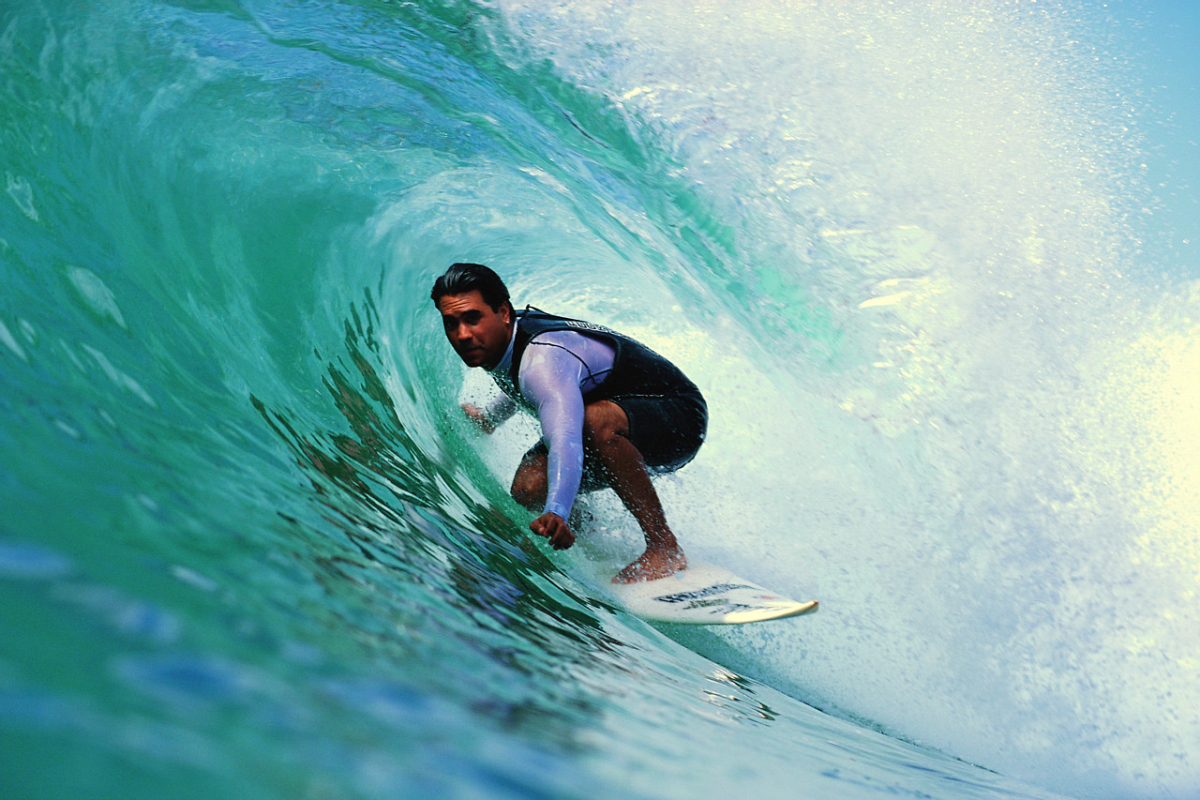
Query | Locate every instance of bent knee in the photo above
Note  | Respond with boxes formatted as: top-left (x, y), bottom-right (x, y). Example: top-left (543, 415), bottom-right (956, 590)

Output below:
top-left (510, 473), bottom-right (547, 510)
top-left (582, 401), bottom-right (629, 449)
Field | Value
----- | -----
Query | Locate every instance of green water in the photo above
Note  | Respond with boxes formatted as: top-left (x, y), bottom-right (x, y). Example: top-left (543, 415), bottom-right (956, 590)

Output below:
top-left (3, 1), bottom-right (1198, 798)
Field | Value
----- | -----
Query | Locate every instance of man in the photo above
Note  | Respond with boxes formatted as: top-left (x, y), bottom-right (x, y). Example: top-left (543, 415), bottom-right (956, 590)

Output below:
top-left (431, 263), bottom-right (708, 583)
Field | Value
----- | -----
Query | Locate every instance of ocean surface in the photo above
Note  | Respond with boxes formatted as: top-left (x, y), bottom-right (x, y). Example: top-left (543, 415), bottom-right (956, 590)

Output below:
top-left (2, 1), bottom-right (1198, 798)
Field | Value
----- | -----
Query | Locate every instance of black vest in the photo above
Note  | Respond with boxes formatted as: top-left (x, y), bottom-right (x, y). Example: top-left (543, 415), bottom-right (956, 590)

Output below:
top-left (492, 308), bottom-right (701, 408)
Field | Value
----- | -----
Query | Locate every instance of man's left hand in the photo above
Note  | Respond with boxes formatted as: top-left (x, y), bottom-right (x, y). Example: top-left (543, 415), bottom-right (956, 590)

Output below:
top-left (530, 513), bottom-right (575, 550)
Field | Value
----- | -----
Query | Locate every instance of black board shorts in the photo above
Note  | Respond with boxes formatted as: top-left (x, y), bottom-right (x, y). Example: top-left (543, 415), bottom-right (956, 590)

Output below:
top-left (524, 388), bottom-right (708, 491)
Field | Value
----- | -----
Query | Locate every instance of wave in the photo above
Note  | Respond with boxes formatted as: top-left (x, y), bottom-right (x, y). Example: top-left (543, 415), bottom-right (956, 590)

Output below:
top-left (1, 1), bottom-right (1197, 798)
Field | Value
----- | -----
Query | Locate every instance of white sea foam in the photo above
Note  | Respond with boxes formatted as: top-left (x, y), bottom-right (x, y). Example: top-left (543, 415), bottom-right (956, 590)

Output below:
top-left (473, 3), bottom-right (1200, 797)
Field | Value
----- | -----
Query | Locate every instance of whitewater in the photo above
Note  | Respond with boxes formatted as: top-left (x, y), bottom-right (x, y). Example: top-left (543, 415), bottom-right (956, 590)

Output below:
top-left (1, 1), bottom-right (1197, 798)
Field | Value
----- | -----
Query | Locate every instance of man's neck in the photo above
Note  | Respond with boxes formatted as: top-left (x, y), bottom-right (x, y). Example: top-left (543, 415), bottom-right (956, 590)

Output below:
top-left (486, 319), bottom-right (518, 374)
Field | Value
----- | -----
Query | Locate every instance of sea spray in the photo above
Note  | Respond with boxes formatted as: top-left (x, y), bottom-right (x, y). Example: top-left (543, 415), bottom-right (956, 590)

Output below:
top-left (479, 1), bottom-right (1200, 796)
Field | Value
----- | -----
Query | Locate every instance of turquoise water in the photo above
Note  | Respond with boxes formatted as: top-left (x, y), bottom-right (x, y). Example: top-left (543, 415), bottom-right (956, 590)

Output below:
top-left (2, 2), bottom-right (1197, 798)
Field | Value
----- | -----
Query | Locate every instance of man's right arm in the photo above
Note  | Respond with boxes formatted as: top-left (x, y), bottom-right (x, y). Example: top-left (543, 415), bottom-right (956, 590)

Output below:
top-left (463, 394), bottom-right (516, 434)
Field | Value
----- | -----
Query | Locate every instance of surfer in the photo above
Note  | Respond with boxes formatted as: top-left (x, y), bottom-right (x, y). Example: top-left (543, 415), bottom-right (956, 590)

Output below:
top-left (431, 263), bottom-right (707, 583)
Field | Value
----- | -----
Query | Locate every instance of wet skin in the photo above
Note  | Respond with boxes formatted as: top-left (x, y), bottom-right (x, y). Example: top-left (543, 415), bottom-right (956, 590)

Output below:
top-left (437, 290), bottom-right (513, 370)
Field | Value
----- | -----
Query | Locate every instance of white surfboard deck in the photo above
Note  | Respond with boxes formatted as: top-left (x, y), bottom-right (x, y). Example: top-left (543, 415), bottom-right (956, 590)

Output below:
top-left (609, 560), bottom-right (818, 625)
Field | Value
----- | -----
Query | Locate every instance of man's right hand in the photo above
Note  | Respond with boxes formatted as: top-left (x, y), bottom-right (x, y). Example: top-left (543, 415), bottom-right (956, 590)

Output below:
top-left (461, 403), bottom-right (496, 434)
top-left (530, 512), bottom-right (575, 550)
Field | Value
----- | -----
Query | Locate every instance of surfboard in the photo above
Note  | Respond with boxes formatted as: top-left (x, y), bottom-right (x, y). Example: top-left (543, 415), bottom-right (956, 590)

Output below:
top-left (609, 561), bottom-right (818, 625)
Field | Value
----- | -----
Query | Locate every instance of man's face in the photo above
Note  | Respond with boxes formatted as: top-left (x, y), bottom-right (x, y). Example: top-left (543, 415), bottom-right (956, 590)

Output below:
top-left (437, 290), bottom-right (513, 370)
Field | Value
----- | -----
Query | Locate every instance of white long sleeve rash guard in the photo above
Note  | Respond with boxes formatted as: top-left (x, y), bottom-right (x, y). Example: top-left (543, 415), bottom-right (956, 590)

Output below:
top-left (484, 324), bottom-right (616, 521)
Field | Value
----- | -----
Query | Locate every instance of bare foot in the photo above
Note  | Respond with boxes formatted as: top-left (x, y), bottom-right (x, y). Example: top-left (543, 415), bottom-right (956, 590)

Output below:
top-left (612, 546), bottom-right (687, 584)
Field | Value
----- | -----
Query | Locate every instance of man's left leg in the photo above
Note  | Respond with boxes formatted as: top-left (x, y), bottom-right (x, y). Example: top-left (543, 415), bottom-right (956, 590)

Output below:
top-left (582, 400), bottom-right (687, 583)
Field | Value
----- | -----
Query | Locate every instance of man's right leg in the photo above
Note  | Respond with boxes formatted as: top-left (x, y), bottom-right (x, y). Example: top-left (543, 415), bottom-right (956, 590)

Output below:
top-left (510, 449), bottom-right (548, 511)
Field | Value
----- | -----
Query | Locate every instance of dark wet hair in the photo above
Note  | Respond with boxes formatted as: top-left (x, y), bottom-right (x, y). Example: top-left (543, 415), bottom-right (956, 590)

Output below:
top-left (430, 263), bottom-right (512, 312)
